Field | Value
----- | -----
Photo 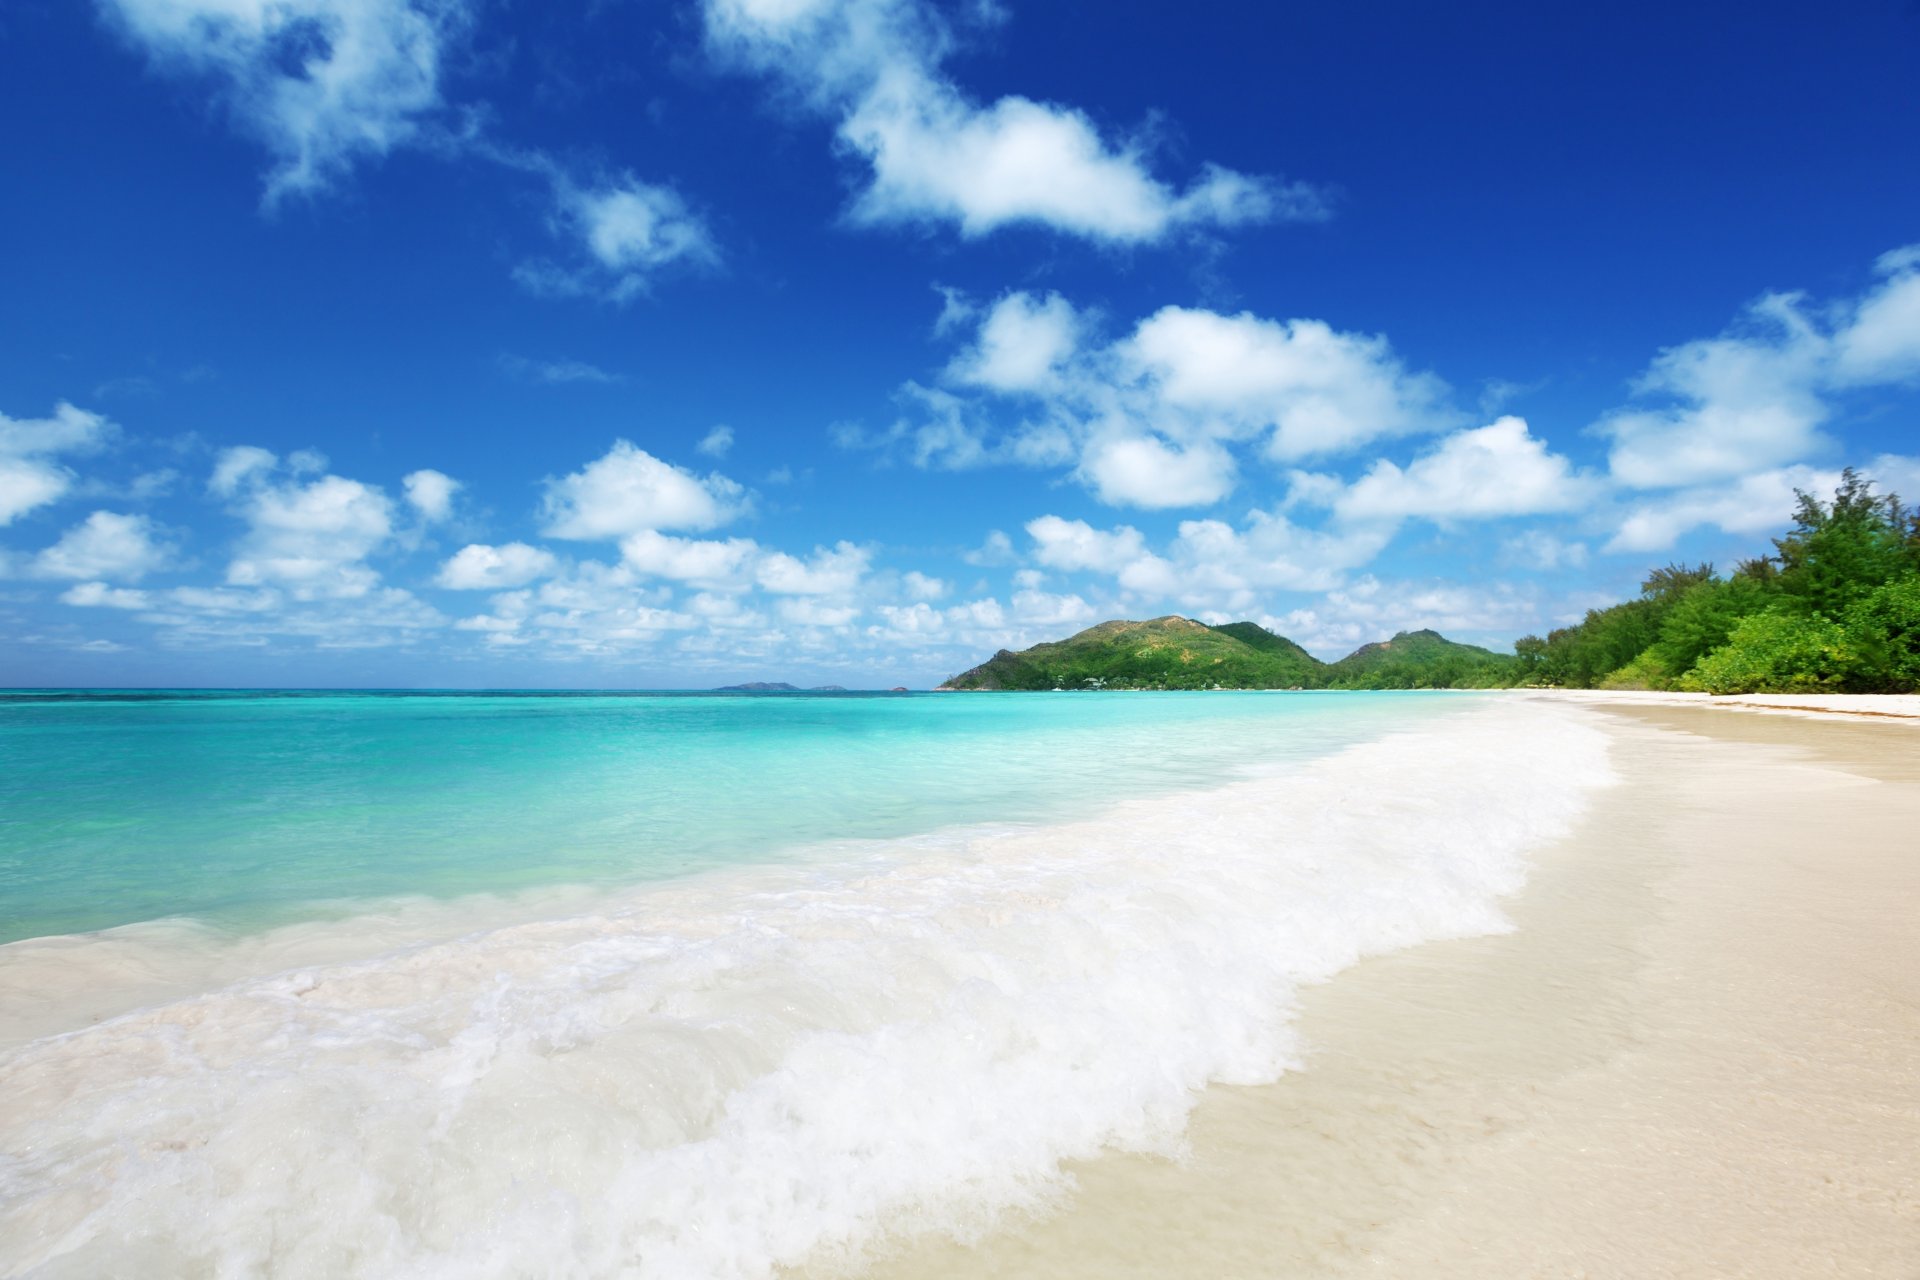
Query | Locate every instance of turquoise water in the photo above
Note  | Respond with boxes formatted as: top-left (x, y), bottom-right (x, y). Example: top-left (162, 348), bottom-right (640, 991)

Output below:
top-left (0, 689), bottom-right (1477, 944)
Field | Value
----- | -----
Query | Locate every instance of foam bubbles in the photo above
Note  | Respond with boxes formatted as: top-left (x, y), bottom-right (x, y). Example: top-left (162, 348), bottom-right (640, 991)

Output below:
top-left (0, 701), bottom-right (1611, 1278)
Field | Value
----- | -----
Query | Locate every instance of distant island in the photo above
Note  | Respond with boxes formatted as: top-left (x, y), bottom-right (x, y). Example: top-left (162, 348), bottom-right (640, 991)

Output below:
top-left (938, 617), bottom-right (1514, 691)
top-left (712, 682), bottom-right (849, 693)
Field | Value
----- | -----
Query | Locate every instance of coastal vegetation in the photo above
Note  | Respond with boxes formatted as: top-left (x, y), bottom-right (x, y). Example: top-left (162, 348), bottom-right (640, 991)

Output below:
top-left (1517, 471), bottom-right (1920, 693)
top-left (941, 473), bottom-right (1920, 695)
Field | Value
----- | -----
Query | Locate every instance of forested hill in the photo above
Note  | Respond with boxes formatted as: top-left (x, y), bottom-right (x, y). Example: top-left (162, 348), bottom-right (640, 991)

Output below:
top-left (936, 617), bottom-right (1516, 691)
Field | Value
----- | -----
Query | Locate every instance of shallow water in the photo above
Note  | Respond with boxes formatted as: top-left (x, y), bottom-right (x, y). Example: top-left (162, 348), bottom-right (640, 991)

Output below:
top-left (0, 693), bottom-right (1613, 1278)
top-left (0, 689), bottom-right (1465, 943)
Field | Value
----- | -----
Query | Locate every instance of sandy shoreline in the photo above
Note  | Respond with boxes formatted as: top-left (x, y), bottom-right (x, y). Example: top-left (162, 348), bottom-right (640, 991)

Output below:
top-left (837, 700), bottom-right (1920, 1278)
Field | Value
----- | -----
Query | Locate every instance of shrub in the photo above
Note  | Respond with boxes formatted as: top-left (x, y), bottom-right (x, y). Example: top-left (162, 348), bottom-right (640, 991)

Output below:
top-left (1682, 609), bottom-right (1857, 694)
top-left (1840, 573), bottom-right (1920, 692)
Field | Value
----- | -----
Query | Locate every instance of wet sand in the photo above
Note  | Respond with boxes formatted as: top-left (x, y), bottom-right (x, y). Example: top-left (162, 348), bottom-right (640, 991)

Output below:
top-left (835, 699), bottom-right (1920, 1279)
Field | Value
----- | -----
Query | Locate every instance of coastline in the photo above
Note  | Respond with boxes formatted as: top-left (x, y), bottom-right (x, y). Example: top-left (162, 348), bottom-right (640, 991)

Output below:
top-left (1530, 688), bottom-right (1920, 723)
top-left (838, 699), bottom-right (1920, 1277)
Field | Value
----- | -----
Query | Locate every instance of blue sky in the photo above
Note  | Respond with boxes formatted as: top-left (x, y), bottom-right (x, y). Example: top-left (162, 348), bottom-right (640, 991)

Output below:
top-left (2, 0), bottom-right (1918, 687)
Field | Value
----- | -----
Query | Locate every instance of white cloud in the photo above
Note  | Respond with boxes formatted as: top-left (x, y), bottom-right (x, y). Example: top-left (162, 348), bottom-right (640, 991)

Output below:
top-left (619, 530), bottom-right (761, 589)
top-left (1832, 245), bottom-right (1920, 385)
top-left (901, 569), bottom-right (947, 600)
top-left (1124, 512), bottom-right (1394, 602)
top-left (705, 0), bottom-right (1322, 245)
top-left (435, 542), bottom-right (557, 590)
top-left (755, 541), bottom-right (870, 595)
top-left (1122, 307), bottom-right (1453, 461)
top-left (0, 402), bottom-right (113, 526)
top-left (542, 441), bottom-right (748, 540)
top-left (1269, 575), bottom-right (1549, 658)
top-left (1025, 514), bottom-right (1146, 574)
top-left (1015, 507), bottom-right (1393, 615)
top-left (963, 529), bottom-right (1015, 566)
top-left (402, 469), bottom-right (459, 522)
top-left (521, 179), bottom-right (720, 303)
top-left (1334, 417), bottom-right (1593, 522)
top-left (61, 582), bottom-right (153, 609)
top-left (858, 296), bottom-right (1457, 511)
top-left (1601, 245), bottom-right (1920, 488)
top-left (1604, 464), bottom-right (1853, 553)
top-left (34, 511), bottom-right (173, 581)
top-left (946, 291), bottom-right (1081, 393)
top-left (100, 0), bottom-right (469, 204)
top-left (453, 561), bottom-right (697, 655)
top-left (697, 425), bottom-right (735, 458)
top-left (209, 445), bottom-right (277, 496)
top-left (212, 450), bottom-right (396, 598)
top-left (1078, 435), bottom-right (1236, 509)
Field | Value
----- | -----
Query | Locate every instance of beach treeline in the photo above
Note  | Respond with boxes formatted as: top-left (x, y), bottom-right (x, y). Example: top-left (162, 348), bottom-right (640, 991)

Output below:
top-left (1518, 470), bottom-right (1920, 694)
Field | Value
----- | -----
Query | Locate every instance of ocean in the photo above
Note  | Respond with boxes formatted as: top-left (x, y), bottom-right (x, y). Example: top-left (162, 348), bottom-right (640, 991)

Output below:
top-left (0, 689), bottom-right (1612, 1277)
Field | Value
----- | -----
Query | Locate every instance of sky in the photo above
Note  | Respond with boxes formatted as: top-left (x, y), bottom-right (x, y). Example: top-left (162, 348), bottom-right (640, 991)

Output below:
top-left (1, 0), bottom-right (1918, 688)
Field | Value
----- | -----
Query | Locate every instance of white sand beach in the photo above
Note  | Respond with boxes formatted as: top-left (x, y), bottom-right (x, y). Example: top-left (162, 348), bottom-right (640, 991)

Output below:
top-left (842, 697), bottom-right (1920, 1278)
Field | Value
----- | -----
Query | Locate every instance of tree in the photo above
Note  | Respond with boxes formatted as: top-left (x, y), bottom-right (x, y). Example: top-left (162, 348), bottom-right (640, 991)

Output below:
top-left (1773, 469), bottom-right (1913, 616)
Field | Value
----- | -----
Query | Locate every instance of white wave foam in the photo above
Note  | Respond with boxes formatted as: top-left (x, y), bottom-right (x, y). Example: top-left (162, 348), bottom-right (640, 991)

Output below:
top-left (0, 701), bottom-right (1611, 1278)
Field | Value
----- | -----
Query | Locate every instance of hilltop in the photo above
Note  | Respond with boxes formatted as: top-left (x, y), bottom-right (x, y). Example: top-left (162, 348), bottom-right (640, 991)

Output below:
top-left (937, 617), bottom-right (1517, 691)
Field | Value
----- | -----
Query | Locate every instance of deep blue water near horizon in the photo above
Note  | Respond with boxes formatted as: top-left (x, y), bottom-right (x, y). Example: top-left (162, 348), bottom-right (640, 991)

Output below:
top-left (0, 688), bottom-right (1483, 945)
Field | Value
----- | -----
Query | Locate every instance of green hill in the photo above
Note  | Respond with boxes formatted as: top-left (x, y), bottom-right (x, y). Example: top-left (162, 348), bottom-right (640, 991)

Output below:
top-left (1323, 629), bottom-right (1519, 689)
top-left (937, 616), bottom-right (1324, 690)
top-left (937, 618), bottom-right (1519, 691)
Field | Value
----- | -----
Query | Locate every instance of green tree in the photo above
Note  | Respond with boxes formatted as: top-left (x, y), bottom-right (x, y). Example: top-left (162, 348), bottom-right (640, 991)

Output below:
top-left (1649, 574), bottom-right (1777, 677)
top-left (1840, 573), bottom-right (1920, 692)
top-left (1773, 469), bottom-right (1913, 616)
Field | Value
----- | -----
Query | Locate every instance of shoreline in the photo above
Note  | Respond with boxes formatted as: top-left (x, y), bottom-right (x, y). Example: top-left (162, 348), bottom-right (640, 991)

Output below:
top-left (1528, 687), bottom-right (1920, 723)
top-left (838, 700), bottom-right (1920, 1277)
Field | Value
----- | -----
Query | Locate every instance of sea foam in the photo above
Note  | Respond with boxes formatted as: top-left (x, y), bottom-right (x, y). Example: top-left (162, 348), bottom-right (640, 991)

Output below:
top-left (0, 700), bottom-right (1611, 1278)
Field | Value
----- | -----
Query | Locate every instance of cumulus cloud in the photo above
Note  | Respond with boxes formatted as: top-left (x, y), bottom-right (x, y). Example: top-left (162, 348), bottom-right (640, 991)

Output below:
top-left (704, 0), bottom-right (1324, 244)
top-left (1077, 434), bottom-right (1236, 508)
top-left (856, 293), bottom-right (1456, 510)
top-left (619, 530), bottom-right (761, 589)
top-left (34, 511), bottom-right (174, 581)
top-left (1601, 245), bottom-right (1920, 488)
top-left (402, 469), bottom-right (459, 522)
top-left (755, 541), bottom-right (870, 595)
top-left (946, 291), bottom-right (1081, 393)
top-left (209, 445), bottom-right (278, 496)
top-left (1025, 515), bottom-right (1147, 574)
top-left (1122, 307), bottom-right (1453, 461)
top-left (542, 441), bottom-right (748, 540)
top-left (1015, 507), bottom-right (1394, 616)
top-left (435, 542), bottom-right (557, 589)
top-left (210, 448), bottom-right (397, 597)
top-left (697, 425), bottom-right (735, 458)
top-left (1333, 417), bottom-right (1593, 522)
top-left (1832, 245), bottom-right (1920, 385)
top-left (901, 569), bottom-right (946, 600)
top-left (100, 0), bottom-right (470, 204)
top-left (0, 402), bottom-right (114, 526)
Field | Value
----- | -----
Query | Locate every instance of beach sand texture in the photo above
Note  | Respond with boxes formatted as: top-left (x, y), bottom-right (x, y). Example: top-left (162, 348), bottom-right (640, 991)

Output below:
top-left (843, 701), bottom-right (1920, 1279)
